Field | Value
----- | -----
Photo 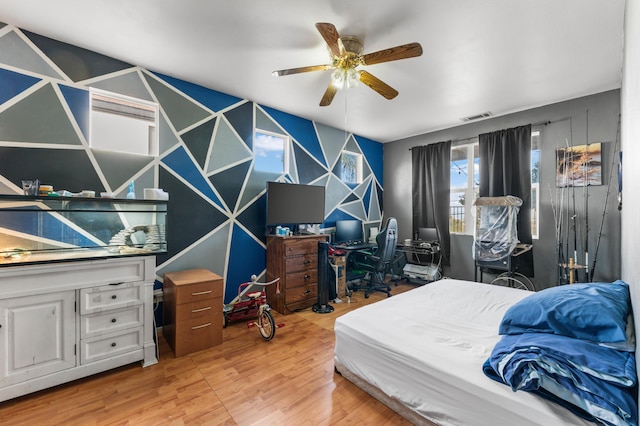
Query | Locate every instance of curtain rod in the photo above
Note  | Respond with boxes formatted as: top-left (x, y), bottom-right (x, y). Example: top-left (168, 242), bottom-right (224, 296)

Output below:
top-left (408, 117), bottom-right (570, 150)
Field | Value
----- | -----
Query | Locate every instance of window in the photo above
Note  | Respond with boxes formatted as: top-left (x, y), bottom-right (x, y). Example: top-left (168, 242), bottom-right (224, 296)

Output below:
top-left (340, 151), bottom-right (363, 184)
top-left (449, 143), bottom-right (479, 233)
top-left (90, 88), bottom-right (158, 156)
top-left (254, 129), bottom-right (289, 174)
top-left (449, 131), bottom-right (540, 238)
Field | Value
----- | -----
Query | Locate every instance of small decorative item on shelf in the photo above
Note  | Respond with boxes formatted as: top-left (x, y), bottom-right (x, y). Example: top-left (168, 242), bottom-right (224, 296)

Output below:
top-left (21, 179), bottom-right (39, 196)
top-left (143, 188), bottom-right (169, 200)
top-left (38, 184), bottom-right (53, 196)
top-left (126, 180), bottom-right (135, 199)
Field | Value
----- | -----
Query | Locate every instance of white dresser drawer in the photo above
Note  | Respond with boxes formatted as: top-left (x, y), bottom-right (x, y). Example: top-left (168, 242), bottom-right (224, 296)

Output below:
top-left (80, 282), bottom-right (141, 314)
top-left (80, 305), bottom-right (143, 338)
top-left (80, 328), bottom-right (143, 365)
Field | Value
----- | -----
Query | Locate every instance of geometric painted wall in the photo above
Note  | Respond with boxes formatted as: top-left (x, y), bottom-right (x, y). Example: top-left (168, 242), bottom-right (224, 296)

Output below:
top-left (0, 23), bottom-right (384, 304)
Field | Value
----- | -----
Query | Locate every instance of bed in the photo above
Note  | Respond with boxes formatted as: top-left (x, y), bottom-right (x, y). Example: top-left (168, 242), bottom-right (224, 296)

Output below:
top-left (334, 279), bottom-right (637, 426)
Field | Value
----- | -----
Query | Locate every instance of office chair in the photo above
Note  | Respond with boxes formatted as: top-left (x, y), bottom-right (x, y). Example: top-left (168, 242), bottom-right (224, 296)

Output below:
top-left (350, 217), bottom-right (398, 298)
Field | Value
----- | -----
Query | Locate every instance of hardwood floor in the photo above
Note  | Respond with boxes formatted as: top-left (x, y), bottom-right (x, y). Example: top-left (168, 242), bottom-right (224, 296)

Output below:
top-left (0, 282), bottom-right (417, 425)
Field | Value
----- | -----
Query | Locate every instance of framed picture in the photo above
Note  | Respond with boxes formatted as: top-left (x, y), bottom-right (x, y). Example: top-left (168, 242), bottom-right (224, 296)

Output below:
top-left (556, 142), bottom-right (602, 187)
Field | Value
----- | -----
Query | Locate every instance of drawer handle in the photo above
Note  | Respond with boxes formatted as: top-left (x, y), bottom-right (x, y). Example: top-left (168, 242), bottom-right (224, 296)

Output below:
top-left (111, 318), bottom-right (117, 323)
top-left (111, 295), bottom-right (117, 300)
top-left (303, 289), bottom-right (311, 295)
top-left (192, 322), bottom-right (212, 330)
top-left (192, 306), bottom-right (212, 313)
top-left (304, 274), bottom-right (311, 280)
top-left (111, 342), bottom-right (117, 347)
top-left (191, 290), bottom-right (212, 296)
top-left (109, 282), bottom-right (125, 286)
top-left (303, 259), bottom-right (311, 265)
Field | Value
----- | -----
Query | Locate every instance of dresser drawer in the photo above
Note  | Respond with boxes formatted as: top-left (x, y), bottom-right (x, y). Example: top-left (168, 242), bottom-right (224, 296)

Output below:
top-left (173, 313), bottom-right (223, 357)
top-left (285, 282), bottom-right (317, 304)
top-left (80, 282), bottom-right (141, 314)
top-left (285, 253), bottom-right (317, 273)
top-left (80, 328), bottom-right (143, 365)
top-left (283, 238), bottom-right (321, 256)
top-left (175, 281), bottom-right (220, 305)
top-left (175, 299), bottom-right (219, 322)
top-left (81, 305), bottom-right (143, 338)
top-left (285, 269), bottom-right (317, 288)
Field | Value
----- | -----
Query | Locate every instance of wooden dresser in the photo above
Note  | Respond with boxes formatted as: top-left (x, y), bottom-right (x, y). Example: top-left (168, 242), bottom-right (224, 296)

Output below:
top-left (266, 234), bottom-right (327, 315)
top-left (163, 269), bottom-right (223, 357)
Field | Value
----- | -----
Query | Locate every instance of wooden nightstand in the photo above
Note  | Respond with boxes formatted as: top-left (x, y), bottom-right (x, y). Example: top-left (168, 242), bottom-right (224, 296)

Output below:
top-left (163, 269), bottom-right (223, 357)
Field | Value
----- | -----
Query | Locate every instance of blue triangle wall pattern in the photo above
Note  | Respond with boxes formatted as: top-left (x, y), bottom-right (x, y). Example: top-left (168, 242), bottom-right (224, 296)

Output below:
top-left (0, 23), bottom-right (384, 310)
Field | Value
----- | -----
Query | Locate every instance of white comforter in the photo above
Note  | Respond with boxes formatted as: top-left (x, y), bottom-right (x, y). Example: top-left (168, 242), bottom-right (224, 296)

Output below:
top-left (334, 279), bottom-right (593, 426)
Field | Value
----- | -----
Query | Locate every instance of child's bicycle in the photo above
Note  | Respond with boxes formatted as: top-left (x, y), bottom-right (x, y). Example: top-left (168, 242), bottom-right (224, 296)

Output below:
top-left (222, 275), bottom-right (283, 341)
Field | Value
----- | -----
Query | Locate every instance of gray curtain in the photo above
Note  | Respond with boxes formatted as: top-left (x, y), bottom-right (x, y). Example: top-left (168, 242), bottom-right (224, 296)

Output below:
top-left (479, 124), bottom-right (534, 276)
top-left (412, 141), bottom-right (451, 266)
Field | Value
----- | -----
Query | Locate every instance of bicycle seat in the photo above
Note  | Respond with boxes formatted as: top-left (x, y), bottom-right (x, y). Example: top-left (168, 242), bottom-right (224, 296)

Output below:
top-left (247, 291), bottom-right (262, 299)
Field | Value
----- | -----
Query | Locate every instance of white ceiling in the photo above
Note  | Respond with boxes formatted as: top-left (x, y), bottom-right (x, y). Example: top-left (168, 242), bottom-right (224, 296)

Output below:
top-left (0, 0), bottom-right (626, 142)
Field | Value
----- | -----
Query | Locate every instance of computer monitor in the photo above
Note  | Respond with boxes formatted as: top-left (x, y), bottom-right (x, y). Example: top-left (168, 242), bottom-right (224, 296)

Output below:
top-left (418, 227), bottom-right (439, 242)
top-left (334, 220), bottom-right (363, 244)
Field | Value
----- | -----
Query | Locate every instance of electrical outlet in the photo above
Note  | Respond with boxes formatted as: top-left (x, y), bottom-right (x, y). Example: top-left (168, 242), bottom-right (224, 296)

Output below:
top-left (153, 289), bottom-right (163, 303)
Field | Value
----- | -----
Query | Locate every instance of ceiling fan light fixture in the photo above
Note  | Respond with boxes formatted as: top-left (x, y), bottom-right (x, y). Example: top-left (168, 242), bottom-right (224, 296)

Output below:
top-left (276, 23), bottom-right (423, 106)
top-left (331, 67), bottom-right (360, 89)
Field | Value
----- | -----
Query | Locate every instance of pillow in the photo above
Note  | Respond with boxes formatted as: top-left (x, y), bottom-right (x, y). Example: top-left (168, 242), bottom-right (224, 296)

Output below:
top-left (499, 280), bottom-right (631, 343)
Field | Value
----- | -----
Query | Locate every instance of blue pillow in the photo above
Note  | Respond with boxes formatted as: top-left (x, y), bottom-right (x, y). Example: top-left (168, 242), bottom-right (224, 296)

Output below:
top-left (499, 280), bottom-right (631, 343)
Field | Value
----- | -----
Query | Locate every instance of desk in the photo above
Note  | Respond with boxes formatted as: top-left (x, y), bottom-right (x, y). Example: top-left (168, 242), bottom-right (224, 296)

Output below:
top-left (331, 243), bottom-right (376, 283)
top-left (332, 242), bottom-right (376, 252)
top-left (397, 240), bottom-right (441, 284)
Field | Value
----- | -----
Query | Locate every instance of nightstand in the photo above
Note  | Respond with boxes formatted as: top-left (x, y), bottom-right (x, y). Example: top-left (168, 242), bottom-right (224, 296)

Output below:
top-left (163, 269), bottom-right (223, 357)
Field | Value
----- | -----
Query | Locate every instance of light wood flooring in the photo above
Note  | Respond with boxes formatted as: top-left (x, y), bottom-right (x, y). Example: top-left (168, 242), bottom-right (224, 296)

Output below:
top-left (0, 282), bottom-right (418, 425)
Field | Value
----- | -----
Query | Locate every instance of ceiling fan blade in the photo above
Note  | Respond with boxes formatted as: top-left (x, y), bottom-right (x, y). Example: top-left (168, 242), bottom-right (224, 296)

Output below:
top-left (362, 42), bottom-right (423, 66)
top-left (359, 71), bottom-right (398, 100)
top-left (320, 83), bottom-right (338, 106)
top-left (316, 22), bottom-right (341, 57)
top-left (272, 64), bottom-right (332, 77)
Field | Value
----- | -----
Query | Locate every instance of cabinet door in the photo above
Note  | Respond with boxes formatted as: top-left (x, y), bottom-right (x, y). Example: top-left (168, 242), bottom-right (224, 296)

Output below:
top-left (0, 291), bottom-right (76, 387)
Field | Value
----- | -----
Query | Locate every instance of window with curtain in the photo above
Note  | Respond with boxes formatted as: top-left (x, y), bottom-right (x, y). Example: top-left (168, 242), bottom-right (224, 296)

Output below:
top-left (448, 131), bottom-right (540, 239)
top-left (449, 142), bottom-right (479, 233)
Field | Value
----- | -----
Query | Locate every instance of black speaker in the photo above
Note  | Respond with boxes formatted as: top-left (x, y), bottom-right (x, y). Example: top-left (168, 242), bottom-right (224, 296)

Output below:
top-left (313, 241), bottom-right (334, 313)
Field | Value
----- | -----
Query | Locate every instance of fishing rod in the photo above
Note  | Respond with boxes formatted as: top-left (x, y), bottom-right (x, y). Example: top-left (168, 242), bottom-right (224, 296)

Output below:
top-left (569, 118), bottom-right (579, 281)
top-left (590, 114), bottom-right (621, 282)
top-left (583, 109), bottom-right (590, 282)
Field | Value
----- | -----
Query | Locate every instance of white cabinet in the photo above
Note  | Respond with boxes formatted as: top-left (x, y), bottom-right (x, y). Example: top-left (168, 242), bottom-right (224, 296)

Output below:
top-left (0, 256), bottom-right (157, 402)
top-left (0, 291), bottom-right (76, 387)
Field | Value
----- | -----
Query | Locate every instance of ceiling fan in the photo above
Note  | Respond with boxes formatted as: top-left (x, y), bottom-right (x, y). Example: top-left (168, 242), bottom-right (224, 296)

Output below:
top-left (272, 22), bottom-right (423, 106)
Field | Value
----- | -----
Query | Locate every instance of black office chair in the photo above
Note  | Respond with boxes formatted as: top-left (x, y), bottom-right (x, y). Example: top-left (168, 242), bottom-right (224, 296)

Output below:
top-left (350, 217), bottom-right (398, 298)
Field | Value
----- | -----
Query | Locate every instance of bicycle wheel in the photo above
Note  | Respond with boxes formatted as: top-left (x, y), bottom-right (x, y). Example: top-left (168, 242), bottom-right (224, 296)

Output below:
top-left (258, 309), bottom-right (276, 341)
top-left (490, 272), bottom-right (535, 291)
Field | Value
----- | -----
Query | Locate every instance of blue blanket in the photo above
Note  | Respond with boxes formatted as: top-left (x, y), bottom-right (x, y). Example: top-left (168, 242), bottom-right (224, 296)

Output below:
top-left (483, 332), bottom-right (638, 426)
